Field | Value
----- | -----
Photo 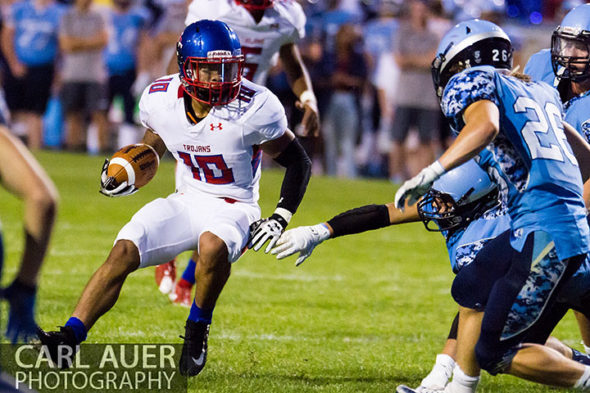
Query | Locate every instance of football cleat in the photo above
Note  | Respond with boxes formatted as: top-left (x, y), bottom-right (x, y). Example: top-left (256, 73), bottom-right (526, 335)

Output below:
top-left (155, 260), bottom-right (177, 295)
top-left (36, 326), bottom-right (79, 369)
top-left (169, 280), bottom-right (193, 308)
top-left (179, 320), bottom-right (210, 377)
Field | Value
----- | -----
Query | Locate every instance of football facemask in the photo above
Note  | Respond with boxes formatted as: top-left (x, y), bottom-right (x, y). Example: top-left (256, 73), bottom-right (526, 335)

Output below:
top-left (181, 56), bottom-right (244, 105)
top-left (417, 187), bottom-right (500, 232)
top-left (551, 31), bottom-right (590, 82)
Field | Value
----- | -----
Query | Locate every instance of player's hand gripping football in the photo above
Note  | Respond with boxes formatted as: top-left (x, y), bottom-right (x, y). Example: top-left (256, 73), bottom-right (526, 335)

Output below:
top-left (249, 212), bottom-right (290, 253)
top-left (271, 224), bottom-right (331, 266)
top-left (2, 279), bottom-right (38, 343)
top-left (100, 159), bottom-right (138, 197)
top-left (394, 161), bottom-right (445, 210)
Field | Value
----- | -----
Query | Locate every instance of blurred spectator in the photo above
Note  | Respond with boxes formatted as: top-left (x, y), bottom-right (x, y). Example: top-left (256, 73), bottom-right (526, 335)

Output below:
top-left (142, 0), bottom-right (186, 81)
top-left (358, 2), bottom-right (399, 177)
top-left (59, 0), bottom-right (109, 153)
top-left (322, 23), bottom-right (367, 178)
top-left (388, 0), bottom-right (439, 182)
top-left (103, 0), bottom-right (149, 147)
top-left (307, 0), bottom-right (358, 55)
top-left (299, 38), bottom-right (332, 174)
top-left (0, 0), bottom-right (65, 149)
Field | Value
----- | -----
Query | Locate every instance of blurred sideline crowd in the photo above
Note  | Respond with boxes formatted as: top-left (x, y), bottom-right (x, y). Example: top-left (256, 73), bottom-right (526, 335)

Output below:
top-left (0, 0), bottom-right (582, 181)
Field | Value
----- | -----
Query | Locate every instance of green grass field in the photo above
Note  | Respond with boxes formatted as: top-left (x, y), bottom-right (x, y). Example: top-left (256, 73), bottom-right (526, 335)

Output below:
top-left (0, 150), bottom-right (582, 392)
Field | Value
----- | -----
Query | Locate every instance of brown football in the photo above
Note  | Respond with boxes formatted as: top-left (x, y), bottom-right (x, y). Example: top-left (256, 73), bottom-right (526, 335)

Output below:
top-left (107, 144), bottom-right (159, 188)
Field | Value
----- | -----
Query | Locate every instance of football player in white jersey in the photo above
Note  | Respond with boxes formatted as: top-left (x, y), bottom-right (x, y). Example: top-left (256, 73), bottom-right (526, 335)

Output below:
top-left (182, 0), bottom-right (318, 136)
top-left (37, 20), bottom-right (311, 377)
top-left (157, 0), bottom-right (319, 305)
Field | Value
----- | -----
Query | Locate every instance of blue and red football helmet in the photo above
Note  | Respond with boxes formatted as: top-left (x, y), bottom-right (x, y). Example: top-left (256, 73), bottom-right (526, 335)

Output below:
top-left (177, 20), bottom-right (244, 106)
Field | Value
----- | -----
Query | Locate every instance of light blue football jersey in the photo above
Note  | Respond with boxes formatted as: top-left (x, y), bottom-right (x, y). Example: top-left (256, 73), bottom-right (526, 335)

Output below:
top-left (523, 49), bottom-right (557, 87)
top-left (7, 1), bottom-right (65, 66)
top-left (564, 92), bottom-right (590, 142)
top-left (525, 48), bottom-right (590, 143)
top-left (444, 203), bottom-right (510, 273)
top-left (441, 65), bottom-right (589, 261)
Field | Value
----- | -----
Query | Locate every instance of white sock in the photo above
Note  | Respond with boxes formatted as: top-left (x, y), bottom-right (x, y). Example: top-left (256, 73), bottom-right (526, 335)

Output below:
top-left (447, 365), bottom-right (479, 393)
top-left (583, 343), bottom-right (590, 355)
top-left (420, 354), bottom-right (455, 389)
top-left (574, 366), bottom-right (590, 390)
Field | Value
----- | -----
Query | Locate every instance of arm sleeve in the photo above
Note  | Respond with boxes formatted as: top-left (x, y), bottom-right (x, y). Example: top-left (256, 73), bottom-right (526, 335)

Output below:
top-left (327, 204), bottom-right (391, 238)
top-left (273, 137), bottom-right (311, 215)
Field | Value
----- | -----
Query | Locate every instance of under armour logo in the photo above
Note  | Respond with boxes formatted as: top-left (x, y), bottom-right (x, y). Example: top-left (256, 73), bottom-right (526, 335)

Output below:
top-left (210, 123), bottom-right (223, 131)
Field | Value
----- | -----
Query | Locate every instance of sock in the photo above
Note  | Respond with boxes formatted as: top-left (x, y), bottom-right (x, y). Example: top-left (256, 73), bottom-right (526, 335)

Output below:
top-left (447, 365), bottom-right (480, 393)
top-left (188, 301), bottom-right (213, 324)
top-left (420, 354), bottom-right (455, 389)
top-left (584, 343), bottom-right (590, 355)
top-left (65, 317), bottom-right (87, 344)
top-left (181, 259), bottom-right (197, 285)
top-left (572, 348), bottom-right (590, 366)
top-left (574, 366), bottom-right (590, 389)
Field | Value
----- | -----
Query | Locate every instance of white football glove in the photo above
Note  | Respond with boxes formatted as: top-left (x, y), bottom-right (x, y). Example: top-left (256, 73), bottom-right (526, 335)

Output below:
top-left (249, 209), bottom-right (292, 253)
top-left (394, 161), bottom-right (445, 210)
top-left (271, 224), bottom-right (331, 266)
top-left (99, 158), bottom-right (138, 197)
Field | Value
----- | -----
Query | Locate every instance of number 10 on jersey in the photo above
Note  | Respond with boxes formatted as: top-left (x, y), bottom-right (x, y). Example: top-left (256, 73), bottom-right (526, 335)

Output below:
top-left (178, 152), bottom-right (235, 184)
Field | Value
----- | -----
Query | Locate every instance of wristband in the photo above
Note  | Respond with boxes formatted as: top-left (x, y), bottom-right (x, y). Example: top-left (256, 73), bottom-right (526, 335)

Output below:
top-left (314, 223), bottom-right (332, 242)
top-left (273, 207), bottom-right (292, 224)
top-left (430, 160), bottom-right (446, 177)
top-left (299, 90), bottom-right (317, 105)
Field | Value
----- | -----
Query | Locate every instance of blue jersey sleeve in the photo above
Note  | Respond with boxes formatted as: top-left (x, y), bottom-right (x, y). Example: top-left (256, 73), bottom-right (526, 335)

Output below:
top-left (564, 93), bottom-right (590, 143)
top-left (441, 68), bottom-right (499, 133)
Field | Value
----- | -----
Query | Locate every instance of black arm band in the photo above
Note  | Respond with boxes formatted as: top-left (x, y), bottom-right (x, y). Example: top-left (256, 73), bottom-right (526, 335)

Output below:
top-left (327, 204), bottom-right (390, 238)
top-left (273, 137), bottom-right (312, 214)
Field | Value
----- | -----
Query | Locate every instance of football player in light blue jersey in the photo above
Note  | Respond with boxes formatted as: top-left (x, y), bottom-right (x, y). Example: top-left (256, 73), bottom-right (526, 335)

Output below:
top-left (525, 4), bottom-right (590, 143)
top-left (523, 4), bottom-right (590, 358)
top-left (271, 157), bottom-right (590, 392)
top-left (394, 19), bottom-right (590, 391)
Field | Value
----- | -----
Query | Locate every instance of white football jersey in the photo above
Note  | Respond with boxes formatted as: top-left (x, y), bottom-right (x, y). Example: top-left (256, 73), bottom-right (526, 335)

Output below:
top-left (185, 0), bottom-right (306, 85)
top-left (139, 76), bottom-right (287, 203)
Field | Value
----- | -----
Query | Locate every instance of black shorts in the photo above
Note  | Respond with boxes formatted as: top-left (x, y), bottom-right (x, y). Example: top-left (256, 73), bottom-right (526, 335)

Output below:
top-left (60, 82), bottom-right (109, 114)
top-left (391, 106), bottom-right (439, 143)
top-left (3, 63), bottom-right (54, 114)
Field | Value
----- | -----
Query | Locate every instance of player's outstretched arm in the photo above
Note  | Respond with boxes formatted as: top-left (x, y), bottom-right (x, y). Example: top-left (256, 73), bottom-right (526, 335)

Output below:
top-left (279, 43), bottom-right (320, 137)
top-left (0, 125), bottom-right (58, 342)
top-left (272, 202), bottom-right (421, 266)
top-left (249, 130), bottom-right (311, 253)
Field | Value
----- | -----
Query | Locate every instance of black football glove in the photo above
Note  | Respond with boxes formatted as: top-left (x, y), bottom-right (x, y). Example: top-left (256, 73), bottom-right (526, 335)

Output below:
top-left (99, 158), bottom-right (138, 197)
top-left (249, 211), bottom-right (290, 253)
